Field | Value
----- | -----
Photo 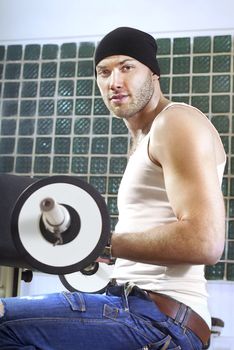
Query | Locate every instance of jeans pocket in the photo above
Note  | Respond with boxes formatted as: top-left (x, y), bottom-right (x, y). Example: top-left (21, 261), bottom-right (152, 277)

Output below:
top-left (137, 335), bottom-right (181, 350)
top-left (61, 291), bottom-right (86, 311)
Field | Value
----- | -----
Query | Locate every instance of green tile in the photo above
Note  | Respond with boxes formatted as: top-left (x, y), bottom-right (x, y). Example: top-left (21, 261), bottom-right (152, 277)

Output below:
top-left (110, 216), bottom-right (118, 231)
top-left (94, 81), bottom-right (101, 96)
top-left (74, 118), bottom-right (91, 134)
top-left (42, 44), bottom-right (58, 59)
top-left (60, 43), bottom-right (77, 58)
top-left (77, 60), bottom-right (93, 77)
top-left (107, 197), bottom-right (118, 215)
top-left (173, 37), bottom-right (190, 54)
top-left (205, 262), bottom-right (224, 280)
top-left (37, 118), bottom-right (53, 135)
top-left (19, 119), bottom-right (35, 135)
top-left (78, 42), bottom-right (95, 58)
top-left (112, 118), bottom-right (128, 134)
top-left (214, 35), bottom-right (232, 52)
top-left (193, 36), bottom-right (211, 53)
top-left (93, 117), bottom-right (109, 134)
top-left (227, 241), bottom-right (234, 260)
top-left (172, 96), bottom-right (190, 104)
top-left (3, 82), bottom-right (20, 98)
top-left (7, 45), bottom-right (22, 60)
top-left (53, 156), bottom-right (70, 173)
top-left (173, 57), bottom-right (190, 74)
top-left (172, 76), bottom-right (190, 94)
top-left (57, 99), bottom-right (74, 116)
top-left (230, 199), bottom-right (234, 217)
top-left (0, 46), bottom-right (5, 60)
top-left (0, 64), bottom-right (3, 79)
top-left (232, 137), bottom-right (234, 153)
top-left (15, 156), bottom-right (32, 173)
top-left (90, 157), bottom-right (107, 174)
top-left (76, 79), bottom-right (93, 96)
top-left (157, 57), bottom-right (170, 75)
top-left (58, 80), bottom-right (74, 96)
top-left (72, 137), bottom-right (90, 154)
top-left (23, 63), bottom-right (39, 79)
top-left (212, 95), bottom-right (230, 113)
top-left (231, 178), bottom-right (234, 196)
top-left (59, 61), bottom-right (76, 78)
top-left (40, 80), bottom-right (56, 97)
top-left (21, 81), bottom-right (38, 97)
top-left (5, 63), bottom-right (21, 79)
top-left (41, 62), bottom-right (57, 78)
top-left (160, 77), bottom-right (170, 94)
top-left (2, 100), bottom-right (18, 116)
top-left (91, 137), bottom-right (109, 154)
top-left (55, 118), bottom-right (72, 135)
top-left (231, 157), bottom-right (234, 175)
top-left (109, 157), bottom-right (127, 174)
top-left (108, 177), bottom-right (122, 194)
top-left (94, 98), bottom-right (109, 115)
top-left (20, 100), bottom-right (36, 116)
top-left (34, 156), bottom-right (51, 173)
top-left (90, 176), bottom-right (107, 194)
top-left (227, 263), bottom-right (234, 281)
top-left (38, 99), bottom-right (55, 116)
top-left (35, 137), bottom-right (52, 154)
top-left (221, 136), bottom-right (229, 154)
top-left (0, 119), bottom-right (17, 135)
top-left (191, 96), bottom-right (209, 113)
top-left (193, 56), bottom-right (211, 73)
top-left (221, 177), bottom-right (228, 196)
top-left (75, 98), bottom-right (92, 115)
top-left (17, 138), bottom-right (33, 154)
top-left (157, 38), bottom-right (171, 55)
top-left (211, 115), bottom-right (229, 133)
top-left (192, 76), bottom-right (210, 94)
top-left (0, 138), bottom-right (15, 154)
top-left (228, 221), bottom-right (234, 239)
top-left (111, 137), bottom-right (128, 154)
top-left (213, 55), bottom-right (231, 72)
top-left (54, 137), bottom-right (71, 154)
top-left (212, 75), bottom-right (230, 93)
top-left (24, 44), bottom-right (41, 60)
top-left (0, 156), bottom-right (14, 172)
top-left (71, 156), bottom-right (88, 174)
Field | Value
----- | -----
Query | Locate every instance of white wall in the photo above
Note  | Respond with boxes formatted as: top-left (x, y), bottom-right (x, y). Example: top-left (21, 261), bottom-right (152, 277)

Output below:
top-left (0, 0), bottom-right (234, 44)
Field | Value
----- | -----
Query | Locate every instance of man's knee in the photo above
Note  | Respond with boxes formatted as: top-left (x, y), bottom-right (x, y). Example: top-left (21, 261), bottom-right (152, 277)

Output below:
top-left (0, 301), bottom-right (5, 317)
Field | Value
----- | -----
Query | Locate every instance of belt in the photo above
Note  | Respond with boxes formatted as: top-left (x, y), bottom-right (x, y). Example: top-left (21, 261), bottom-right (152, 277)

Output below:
top-left (147, 291), bottom-right (210, 347)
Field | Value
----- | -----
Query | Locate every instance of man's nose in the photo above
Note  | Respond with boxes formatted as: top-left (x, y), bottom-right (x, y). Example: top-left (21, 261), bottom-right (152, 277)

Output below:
top-left (109, 70), bottom-right (123, 90)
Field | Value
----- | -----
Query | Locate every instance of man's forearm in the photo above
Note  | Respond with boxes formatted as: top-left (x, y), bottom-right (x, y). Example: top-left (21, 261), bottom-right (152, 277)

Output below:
top-left (111, 219), bottom-right (224, 266)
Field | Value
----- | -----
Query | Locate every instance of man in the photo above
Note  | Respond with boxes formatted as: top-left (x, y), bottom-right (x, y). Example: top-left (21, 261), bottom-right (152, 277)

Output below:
top-left (0, 27), bottom-right (226, 349)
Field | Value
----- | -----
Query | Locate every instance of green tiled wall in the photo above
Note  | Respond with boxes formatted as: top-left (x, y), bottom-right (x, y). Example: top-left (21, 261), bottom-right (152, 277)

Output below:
top-left (0, 35), bottom-right (233, 280)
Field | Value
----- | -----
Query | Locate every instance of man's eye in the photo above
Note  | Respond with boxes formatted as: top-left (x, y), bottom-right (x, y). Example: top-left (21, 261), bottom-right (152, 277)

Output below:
top-left (122, 65), bottom-right (133, 72)
top-left (98, 70), bottom-right (110, 77)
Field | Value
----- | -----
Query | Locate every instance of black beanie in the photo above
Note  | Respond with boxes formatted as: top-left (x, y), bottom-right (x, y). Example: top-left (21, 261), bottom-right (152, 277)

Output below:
top-left (94, 27), bottom-right (160, 76)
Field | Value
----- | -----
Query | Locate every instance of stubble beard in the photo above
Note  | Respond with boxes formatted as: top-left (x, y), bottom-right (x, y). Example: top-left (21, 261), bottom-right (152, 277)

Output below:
top-left (107, 73), bottom-right (154, 119)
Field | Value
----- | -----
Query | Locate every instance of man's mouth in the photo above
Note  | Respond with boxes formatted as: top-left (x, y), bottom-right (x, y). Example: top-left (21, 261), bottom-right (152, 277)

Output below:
top-left (109, 94), bottom-right (128, 103)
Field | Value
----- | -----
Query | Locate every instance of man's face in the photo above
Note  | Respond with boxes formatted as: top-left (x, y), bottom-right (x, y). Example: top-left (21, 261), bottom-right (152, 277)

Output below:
top-left (96, 55), bottom-right (155, 119)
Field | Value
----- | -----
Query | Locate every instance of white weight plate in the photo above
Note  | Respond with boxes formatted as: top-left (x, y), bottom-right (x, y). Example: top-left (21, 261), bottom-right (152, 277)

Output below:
top-left (60, 263), bottom-right (114, 294)
top-left (11, 176), bottom-right (110, 274)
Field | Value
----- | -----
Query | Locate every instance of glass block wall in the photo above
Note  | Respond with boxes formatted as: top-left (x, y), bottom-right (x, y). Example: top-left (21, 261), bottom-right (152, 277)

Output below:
top-left (0, 35), bottom-right (233, 281)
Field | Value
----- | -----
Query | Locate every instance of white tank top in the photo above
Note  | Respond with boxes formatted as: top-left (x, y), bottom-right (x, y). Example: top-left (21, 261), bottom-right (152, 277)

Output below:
top-left (112, 103), bottom-right (226, 327)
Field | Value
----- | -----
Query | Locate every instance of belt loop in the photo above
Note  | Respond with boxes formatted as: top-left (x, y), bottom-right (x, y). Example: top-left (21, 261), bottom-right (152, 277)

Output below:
top-left (122, 282), bottom-right (135, 311)
top-left (174, 303), bottom-right (187, 324)
top-left (181, 307), bottom-right (192, 328)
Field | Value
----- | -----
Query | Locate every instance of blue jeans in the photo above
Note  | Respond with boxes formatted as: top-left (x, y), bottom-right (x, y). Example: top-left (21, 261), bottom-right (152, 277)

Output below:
top-left (0, 283), bottom-right (203, 350)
